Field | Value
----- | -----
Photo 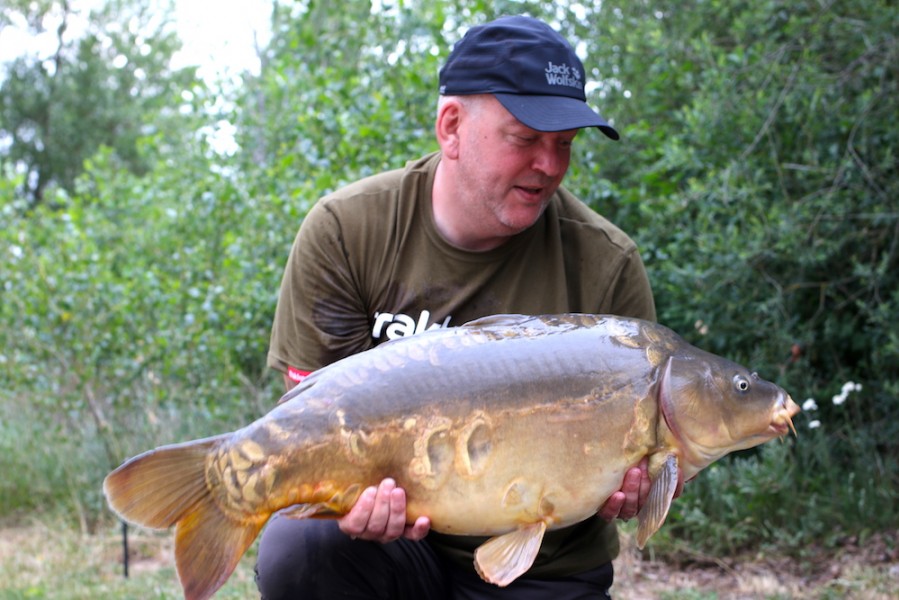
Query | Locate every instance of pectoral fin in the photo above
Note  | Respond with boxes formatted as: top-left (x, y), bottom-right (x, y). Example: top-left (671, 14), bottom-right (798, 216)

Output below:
top-left (636, 453), bottom-right (679, 548)
top-left (279, 503), bottom-right (337, 519)
top-left (279, 483), bottom-right (364, 520)
top-left (473, 521), bottom-right (547, 587)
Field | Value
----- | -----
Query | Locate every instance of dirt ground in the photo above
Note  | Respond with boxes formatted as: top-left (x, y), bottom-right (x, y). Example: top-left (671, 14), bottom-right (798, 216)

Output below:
top-left (612, 530), bottom-right (899, 599)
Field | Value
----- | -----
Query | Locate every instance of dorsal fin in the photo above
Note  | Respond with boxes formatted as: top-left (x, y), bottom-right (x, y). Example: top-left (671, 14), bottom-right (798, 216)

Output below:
top-left (461, 314), bottom-right (533, 328)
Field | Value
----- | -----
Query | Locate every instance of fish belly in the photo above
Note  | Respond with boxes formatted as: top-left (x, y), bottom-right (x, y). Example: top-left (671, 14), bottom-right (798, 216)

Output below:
top-left (399, 401), bottom-right (646, 535)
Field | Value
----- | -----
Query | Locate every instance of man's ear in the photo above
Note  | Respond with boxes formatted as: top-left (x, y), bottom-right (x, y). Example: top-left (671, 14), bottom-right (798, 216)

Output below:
top-left (435, 98), bottom-right (463, 160)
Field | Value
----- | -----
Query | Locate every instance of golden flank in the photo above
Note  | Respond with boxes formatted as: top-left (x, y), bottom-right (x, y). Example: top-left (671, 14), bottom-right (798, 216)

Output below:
top-left (104, 314), bottom-right (799, 600)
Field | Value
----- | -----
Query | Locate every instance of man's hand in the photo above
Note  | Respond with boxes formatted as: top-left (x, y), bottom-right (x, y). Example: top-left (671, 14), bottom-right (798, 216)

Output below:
top-left (597, 457), bottom-right (685, 521)
top-left (338, 478), bottom-right (431, 543)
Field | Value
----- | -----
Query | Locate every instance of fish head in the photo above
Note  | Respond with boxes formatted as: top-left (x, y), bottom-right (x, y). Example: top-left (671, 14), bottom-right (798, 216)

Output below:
top-left (660, 349), bottom-right (800, 470)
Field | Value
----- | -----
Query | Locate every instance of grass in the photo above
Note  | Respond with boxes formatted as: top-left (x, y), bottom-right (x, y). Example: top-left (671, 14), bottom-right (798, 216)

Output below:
top-left (2, 516), bottom-right (896, 600)
top-left (0, 516), bottom-right (258, 600)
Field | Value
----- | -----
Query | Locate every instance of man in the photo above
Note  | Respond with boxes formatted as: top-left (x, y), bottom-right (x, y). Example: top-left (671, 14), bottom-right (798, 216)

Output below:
top-left (257, 15), bottom-right (675, 599)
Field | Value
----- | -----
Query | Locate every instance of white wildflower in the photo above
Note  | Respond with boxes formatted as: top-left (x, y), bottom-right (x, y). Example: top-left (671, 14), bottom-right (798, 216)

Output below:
top-left (802, 398), bottom-right (818, 411)
top-left (833, 380), bottom-right (863, 406)
top-left (808, 420), bottom-right (821, 429)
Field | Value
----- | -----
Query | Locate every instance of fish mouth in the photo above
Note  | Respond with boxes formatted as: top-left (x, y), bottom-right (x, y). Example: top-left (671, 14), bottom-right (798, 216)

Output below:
top-left (769, 393), bottom-right (800, 437)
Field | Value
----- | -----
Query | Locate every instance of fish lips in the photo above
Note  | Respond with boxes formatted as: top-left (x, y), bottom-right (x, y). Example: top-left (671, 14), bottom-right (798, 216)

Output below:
top-left (769, 393), bottom-right (800, 437)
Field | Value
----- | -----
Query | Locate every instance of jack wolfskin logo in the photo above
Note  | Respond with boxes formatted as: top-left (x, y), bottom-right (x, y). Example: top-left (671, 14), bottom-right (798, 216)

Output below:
top-left (544, 61), bottom-right (582, 89)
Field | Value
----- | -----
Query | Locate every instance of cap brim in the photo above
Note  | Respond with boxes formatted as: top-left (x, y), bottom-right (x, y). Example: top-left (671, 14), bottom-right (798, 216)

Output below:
top-left (494, 93), bottom-right (620, 140)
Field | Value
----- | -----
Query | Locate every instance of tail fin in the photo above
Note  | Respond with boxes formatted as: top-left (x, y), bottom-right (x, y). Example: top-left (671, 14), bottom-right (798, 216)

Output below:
top-left (104, 435), bottom-right (265, 600)
top-left (174, 494), bottom-right (265, 600)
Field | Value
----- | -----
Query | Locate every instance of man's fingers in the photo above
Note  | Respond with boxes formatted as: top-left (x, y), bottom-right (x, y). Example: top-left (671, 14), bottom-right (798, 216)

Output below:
top-left (597, 491), bottom-right (625, 521)
top-left (404, 516), bottom-right (431, 541)
top-left (337, 478), bottom-right (414, 543)
top-left (338, 485), bottom-right (377, 537)
top-left (381, 485), bottom-right (409, 539)
top-left (674, 468), bottom-right (685, 499)
top-left (597, 459), bottom-right (686, 523)
top-left (637, 458), bottom-right (652, 505)
top-left (616, 466), bottom-right (643, 520)
top-left (363, 478), bottom-right (397, 537)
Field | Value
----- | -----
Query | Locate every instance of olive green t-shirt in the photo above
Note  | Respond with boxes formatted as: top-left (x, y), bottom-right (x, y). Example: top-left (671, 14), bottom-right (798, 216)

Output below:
top-left (268, 151), bottom-right (656, 577)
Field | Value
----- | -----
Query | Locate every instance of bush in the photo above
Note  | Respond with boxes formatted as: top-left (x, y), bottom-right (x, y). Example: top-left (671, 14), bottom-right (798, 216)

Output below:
top-left (0, 145), bottom-right (284, 527)
top-left (570, 0), bottom-right (899, 555)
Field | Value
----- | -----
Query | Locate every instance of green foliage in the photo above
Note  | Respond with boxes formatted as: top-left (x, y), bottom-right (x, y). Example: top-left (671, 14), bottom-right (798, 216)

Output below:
top-left (235, 0), bottom-right (445, 202)
top-left (661, 433), bottom-right (896, 559)
top-left (0, 0), bottom-right (200, 206)
top-left (0, 0), bottom-right (896, 562)
top-left (572, 0), bottom-right (899, 556)
top-left (0, 141), bottom-right (284, 525)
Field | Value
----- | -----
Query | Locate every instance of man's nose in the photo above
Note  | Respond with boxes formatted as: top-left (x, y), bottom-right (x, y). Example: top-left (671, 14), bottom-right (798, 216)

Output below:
top-left (531, 144), bottom-right (568, 178)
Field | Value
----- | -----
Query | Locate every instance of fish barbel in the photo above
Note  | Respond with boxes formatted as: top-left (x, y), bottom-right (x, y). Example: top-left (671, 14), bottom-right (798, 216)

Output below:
top-left (104, 313), bottom-right (799, 600)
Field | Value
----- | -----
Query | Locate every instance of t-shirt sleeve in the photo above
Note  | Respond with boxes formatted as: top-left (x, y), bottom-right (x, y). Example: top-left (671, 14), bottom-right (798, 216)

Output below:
top-left (267, 201), bottom-right (374, 375)
top-left (608, 246), bottom-right (657, 322)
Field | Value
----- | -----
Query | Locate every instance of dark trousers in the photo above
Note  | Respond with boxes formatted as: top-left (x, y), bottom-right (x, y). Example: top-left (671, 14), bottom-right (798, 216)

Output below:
top-left (255, 513), bottom-right (614, 599)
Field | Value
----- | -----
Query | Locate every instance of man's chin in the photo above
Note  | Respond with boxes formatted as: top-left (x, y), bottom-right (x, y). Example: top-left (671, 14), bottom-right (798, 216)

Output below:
top-left (499, 206), bottom-right (547, 233)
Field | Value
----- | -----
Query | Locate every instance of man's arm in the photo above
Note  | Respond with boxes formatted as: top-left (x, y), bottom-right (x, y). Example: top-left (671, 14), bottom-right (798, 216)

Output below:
top-left (268, 201), bottom-right (374, 379)
top-left (282, 372), bottom-right (294, 391)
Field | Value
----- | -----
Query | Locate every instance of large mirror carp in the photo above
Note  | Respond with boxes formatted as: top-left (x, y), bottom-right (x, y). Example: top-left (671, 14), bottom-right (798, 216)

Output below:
top-left (104, 313), bottom-right (799, 600)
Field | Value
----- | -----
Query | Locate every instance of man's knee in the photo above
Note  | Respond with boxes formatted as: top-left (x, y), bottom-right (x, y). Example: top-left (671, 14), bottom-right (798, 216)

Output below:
top-left (255, 515), bottom-right (347, 599)
top-left (255, 514), bottom-right (447, 600)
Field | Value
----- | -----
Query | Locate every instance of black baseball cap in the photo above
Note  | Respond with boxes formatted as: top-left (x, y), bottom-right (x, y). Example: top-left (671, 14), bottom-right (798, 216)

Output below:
top-left (438, 15), bottom-right (619, 140)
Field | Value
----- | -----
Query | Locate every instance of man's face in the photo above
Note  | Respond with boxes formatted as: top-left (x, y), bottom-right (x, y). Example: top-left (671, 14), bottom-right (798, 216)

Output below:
top-left (455, 96), bottom-right (578, 239)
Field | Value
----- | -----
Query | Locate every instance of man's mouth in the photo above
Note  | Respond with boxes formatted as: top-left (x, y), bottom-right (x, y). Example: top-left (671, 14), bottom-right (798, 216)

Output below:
top-left (515, 185), bottom-right (544, 199)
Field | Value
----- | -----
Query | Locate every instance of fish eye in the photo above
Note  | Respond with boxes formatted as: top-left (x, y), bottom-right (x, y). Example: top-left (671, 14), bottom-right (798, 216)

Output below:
top-left (734, 375), bottom-right (751, 393)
